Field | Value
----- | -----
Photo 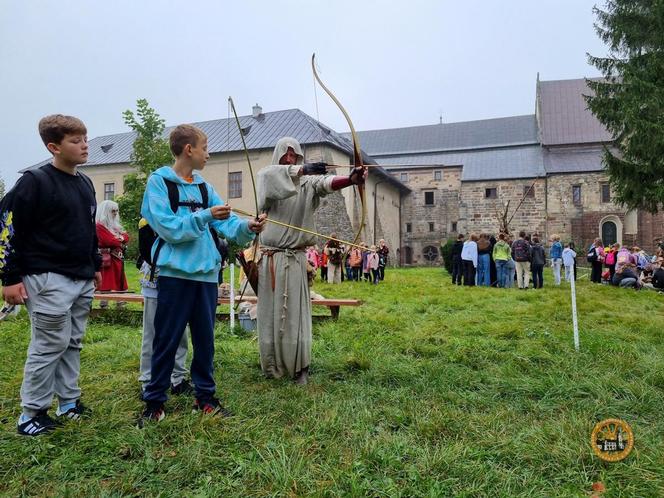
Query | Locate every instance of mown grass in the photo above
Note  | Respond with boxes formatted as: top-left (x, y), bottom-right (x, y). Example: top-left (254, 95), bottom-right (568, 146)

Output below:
top-left (1, 267), bottom-right (663, 497)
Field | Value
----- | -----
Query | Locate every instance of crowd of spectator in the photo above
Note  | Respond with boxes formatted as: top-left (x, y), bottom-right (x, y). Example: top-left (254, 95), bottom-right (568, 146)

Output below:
top-left (305, 238), bottom-right (390, 286)
top-left (449, 231), bottom-right (664, 292)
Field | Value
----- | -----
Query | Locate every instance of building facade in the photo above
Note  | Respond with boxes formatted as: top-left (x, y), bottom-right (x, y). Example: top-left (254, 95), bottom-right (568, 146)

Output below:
top-left (351, 77), bottom-right (663, 265)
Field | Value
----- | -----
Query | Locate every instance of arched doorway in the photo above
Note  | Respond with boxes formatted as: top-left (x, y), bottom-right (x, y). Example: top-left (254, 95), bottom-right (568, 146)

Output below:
top-left (599, 215), bottom-right (623, 246)
top-left (601, 221), bottom-right (617, 246)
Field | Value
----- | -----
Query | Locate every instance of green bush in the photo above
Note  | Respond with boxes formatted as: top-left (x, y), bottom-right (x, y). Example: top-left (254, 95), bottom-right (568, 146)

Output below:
top-left (123, 227), bottom-right (139, 261)
top-left (440, 238), bottom-right (455, 274)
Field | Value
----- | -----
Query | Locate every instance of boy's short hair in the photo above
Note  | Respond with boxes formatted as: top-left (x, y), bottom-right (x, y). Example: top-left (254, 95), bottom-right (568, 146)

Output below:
top-left (457, 234), bottom-right (465, 240)
top-left (519, 231), bottom-right (526, 238)
top-left (38, 114), bottom-right (87, 146)
top-left (170, 124), bottom-right (207, 156)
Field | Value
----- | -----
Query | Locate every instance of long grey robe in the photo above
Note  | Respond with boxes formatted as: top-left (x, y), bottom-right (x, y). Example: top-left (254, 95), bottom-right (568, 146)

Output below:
top-left (256, 137), bottom-right (334, 378)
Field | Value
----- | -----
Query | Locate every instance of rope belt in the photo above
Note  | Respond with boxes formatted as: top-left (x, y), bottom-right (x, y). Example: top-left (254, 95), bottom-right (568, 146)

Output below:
top-left (261, 247), bottom-right (305, 291)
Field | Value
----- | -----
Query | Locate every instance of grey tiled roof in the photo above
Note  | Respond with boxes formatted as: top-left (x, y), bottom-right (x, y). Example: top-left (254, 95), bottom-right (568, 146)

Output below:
top-left (346, 115), bottom-right (538, 156)
top-left (543, 147), bottom-right (607, 174)
top-left (25, 108), bottom-right (406, 190)
top-left (378, 145), bottom-right (545, 181)
top-left (538, 78), bottom-right (613, 146)
top-left (27, 109), bottom-right (364, 169)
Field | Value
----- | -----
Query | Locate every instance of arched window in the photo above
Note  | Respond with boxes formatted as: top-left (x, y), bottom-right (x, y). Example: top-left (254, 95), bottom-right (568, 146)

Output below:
top-left (601, 221), bottom-right (617, 246)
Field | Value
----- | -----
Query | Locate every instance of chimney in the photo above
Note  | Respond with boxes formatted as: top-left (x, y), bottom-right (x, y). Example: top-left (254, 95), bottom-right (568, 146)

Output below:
top-left (252, 103), bottom-right (262, 118)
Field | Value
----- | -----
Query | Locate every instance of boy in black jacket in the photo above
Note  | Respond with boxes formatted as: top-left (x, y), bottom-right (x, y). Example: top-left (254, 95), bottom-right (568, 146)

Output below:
top-left (1, 115), bottom-right (101, 436)
top-left (450, 234), bottom-right (465, 285)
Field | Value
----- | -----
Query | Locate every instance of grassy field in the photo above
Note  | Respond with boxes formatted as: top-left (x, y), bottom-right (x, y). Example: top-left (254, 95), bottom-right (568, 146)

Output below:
top-left (1, 267), bottom-right (663, 497)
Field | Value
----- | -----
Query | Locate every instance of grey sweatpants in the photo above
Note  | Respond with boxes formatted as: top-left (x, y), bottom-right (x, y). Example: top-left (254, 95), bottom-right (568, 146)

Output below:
top-left (21, 272), bottom-right (94, 417)
top-left (138, 295), bottom-right (189, 387)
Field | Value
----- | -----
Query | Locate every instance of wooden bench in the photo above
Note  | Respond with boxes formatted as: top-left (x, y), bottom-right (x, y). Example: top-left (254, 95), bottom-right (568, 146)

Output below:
top-left (93, 292), bottom-right (362, 321)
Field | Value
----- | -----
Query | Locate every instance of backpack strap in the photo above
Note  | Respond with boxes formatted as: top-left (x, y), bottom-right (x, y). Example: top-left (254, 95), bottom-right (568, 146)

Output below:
top-left (164, 178), bottom-right (180, 213)
top-left (23, 167), bottom-right (51, 213)
top-left (164, 178), bottom-right (208, 211)
top-left (197, 182), bottom-right (223, 252)
top-left (149, 178), bottom-right (180, 281)
top-left (198, 182), bottom-right (209, 208)
top-left (78, 172), bottom-right (95, 197)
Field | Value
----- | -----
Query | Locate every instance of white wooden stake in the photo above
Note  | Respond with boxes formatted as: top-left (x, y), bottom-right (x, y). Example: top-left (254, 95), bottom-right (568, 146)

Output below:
top-left (230, 262), bottom-right (235, 330)
top-left (570, 274), bottom-right (579, 351)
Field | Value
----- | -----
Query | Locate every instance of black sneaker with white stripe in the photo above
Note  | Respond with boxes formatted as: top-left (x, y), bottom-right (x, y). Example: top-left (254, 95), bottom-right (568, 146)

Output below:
top-left (0, 303), bottom-right (18, 321)
top-left (17, 410), bottom-right (61, 436)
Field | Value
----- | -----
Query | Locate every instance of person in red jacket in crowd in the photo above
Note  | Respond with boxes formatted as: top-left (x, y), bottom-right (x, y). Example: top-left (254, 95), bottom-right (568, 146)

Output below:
top-left (95, 200), bottom-right (128, 306)
top-left (319, 249), bottom-right (328, 282)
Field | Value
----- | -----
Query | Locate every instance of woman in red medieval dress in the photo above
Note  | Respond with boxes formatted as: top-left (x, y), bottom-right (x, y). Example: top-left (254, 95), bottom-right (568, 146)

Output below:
top-left (95, 200), bottom-right (129, 307)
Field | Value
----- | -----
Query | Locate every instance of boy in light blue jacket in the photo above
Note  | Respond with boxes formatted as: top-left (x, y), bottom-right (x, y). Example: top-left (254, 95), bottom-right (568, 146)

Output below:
top-left (139, 124), bottom-right (265, 424)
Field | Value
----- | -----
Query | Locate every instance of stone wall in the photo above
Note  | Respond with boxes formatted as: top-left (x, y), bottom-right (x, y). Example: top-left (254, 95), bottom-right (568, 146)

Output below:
top-left (392, 167), bottom-right (460, 265)
top-left (638, 211), bottom-right (664, 252)
top-left (371, 183), bottom-right (402, 266)
top-left (546, 172), bottom-right (627, 246)
top-left (458, 178), bottom-right (547, 236)
top-left (543, 172), bottom-right (664, 252)
top-left (314, 192), bottom-right (354, 247)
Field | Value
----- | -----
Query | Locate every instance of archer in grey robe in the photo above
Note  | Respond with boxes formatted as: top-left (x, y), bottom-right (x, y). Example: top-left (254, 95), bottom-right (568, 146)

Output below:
top-left (256, 137), bottom-right (363, 382)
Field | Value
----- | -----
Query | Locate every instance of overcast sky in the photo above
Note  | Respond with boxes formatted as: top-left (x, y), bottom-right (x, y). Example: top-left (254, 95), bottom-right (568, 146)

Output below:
top-left (0, 0), bottom-right (609, 188)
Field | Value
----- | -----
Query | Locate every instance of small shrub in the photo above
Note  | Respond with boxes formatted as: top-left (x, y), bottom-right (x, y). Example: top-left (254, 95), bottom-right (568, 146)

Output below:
top-left (440, 238), bottom-right (455, 274)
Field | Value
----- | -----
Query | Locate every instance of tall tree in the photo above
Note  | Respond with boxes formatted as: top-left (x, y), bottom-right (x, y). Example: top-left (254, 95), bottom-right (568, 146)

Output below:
top-left (116, 99), bottom-right (172, 230)
top-left (585, 0), bottom-right (664, 213)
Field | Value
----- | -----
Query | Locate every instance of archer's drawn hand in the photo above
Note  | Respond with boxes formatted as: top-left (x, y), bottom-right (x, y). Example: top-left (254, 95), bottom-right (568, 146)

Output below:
top-left (248, 213), bottom-right (267, 234)
top-left (2, 282), bottom-right (28, 305)
top-left (211, 205), bottom-right (231, 220)
top-left (349, 166), bottom-right (367, 185)
top-left (301, 162), bottom-right (327, 175)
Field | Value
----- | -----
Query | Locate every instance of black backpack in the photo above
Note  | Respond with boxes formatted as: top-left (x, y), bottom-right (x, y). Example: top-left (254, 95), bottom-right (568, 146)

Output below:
top-left (586, 246), bottom-right (598, 263)
top-left (138, 178), bottom-right (223, 280)
top-left (512, 239), bottom-right (531, 262)
top-left (1, 166), bottom-right (94, 278)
